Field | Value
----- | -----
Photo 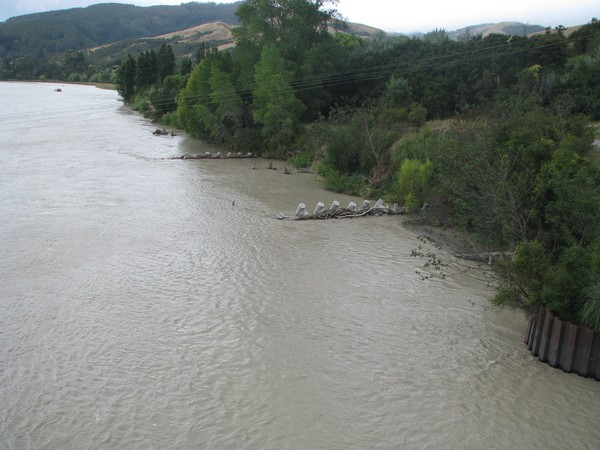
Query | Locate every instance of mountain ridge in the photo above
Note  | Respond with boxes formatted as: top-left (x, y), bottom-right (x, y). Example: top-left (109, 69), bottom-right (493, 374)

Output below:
top-left (0, 2), bottom-right (242, 59)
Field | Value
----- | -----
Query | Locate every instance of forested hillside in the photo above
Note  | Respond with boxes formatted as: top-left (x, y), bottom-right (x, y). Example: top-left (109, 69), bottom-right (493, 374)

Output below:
top-left (0, 1), bottom-right (241, 79)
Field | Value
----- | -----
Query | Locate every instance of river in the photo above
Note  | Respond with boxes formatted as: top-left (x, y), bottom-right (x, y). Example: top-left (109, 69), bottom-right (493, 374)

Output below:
top-left (0, 82), bottom-right (598, 449)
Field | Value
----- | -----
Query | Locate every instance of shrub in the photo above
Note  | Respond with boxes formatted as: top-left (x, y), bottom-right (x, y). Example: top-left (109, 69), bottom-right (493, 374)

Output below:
top-left (320, 165), bottom-right (364, 195)
top-left (397, 158), bottom-right (433, 207)
top-left (404, 192), bottom-right (420, 212)
top-left (288, 146), bottom-right (315, 168)
top-left (161, 111), bottom-right (181, 128)
top-left (581, 281), bottom-right (600, 330)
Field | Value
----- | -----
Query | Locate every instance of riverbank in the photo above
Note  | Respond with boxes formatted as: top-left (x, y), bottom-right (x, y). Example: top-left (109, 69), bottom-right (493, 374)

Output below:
top-left (401, 215), bottom-right (487, 256)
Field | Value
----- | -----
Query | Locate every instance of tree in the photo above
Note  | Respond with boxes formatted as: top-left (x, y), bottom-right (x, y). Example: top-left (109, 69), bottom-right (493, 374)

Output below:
top-left (209, 65), bottom-right (245, 143)
top-left (62, 51), bottom-right (87, 78)
top-left (180, 56), bottom-right (193, 75)
top-left (177, 54), bottom-right (214, 137)
top-left (196, 42), bottom-right (206, 65)
top-left (379, 76), bottom-right (412, 108)
top-left (397, 159), bottom-right (433, 210)
top-left (157, 42), bottom-right (176, 83)
top-left (539, 148), bottom-right (600, 248)
top-left (233, 0), bottom-right (339, 79)
top-left (558, 48), bottom-right (600, 119)
top-left (252, 45), bottom-right (305, 151)
top-left (136, 49), bottom-right (159, 88)
top-left (149, 74), bottom-right (185, 118)
top-left (571, 18), bottom-right (600, 55)
top-left (116, 54), bottom-right (136, 102)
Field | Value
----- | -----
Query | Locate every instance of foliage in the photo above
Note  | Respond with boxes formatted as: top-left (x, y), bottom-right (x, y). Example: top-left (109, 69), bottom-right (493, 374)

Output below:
top-left (555, 48), bottom-right (600, 119)
top-left (252, 45), bottom-right (306, 153)
top-left (160, 111), bottom-right (181, 128)
top-left (397, 159), bottom-right (432, 205)
top-left (408, 103), bottom-right (428, 127)
top-left (149, 74), bottom-right (186, 119)
top-left (570, 18), bottom-right (600, 55)
top-left (288, 146), bottom-right (316, 168)
top-left (233, 0), bottom-right (338, 64)
top-left (318, 165), bottom-right (365, 195)
top-left (157, 43), bottom-right (176, 83)
top-left (180, 56), bottom-right (193, 76)
top-left (116, 54), bottom-right (136, 102)
top-left (135, 49), bottom-right (159, 88)
top-left (177, 52), bottom-right (216, 138)
top-left (581, 279), bottom-right (600, 330)
top-left (379, 75), bottom-right (412, 108)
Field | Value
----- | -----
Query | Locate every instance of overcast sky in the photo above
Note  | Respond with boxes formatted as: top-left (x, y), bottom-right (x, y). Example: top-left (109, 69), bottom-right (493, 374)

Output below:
top-left (0, 0), bottom-right (597, 33)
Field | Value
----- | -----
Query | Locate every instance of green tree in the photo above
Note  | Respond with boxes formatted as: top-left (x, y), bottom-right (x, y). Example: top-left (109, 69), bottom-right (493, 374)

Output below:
top-left (397, 159), bottom-right (433, 210)
top-left (234, 0), bottom-right (338, 58)
top-left (557, 48), bottom-right (600, 119)
top-left (149, 74), bottom-right (185, 118)
top-left (233, 0), bottom-right (340, 95)
top-left (209, 65), bottom-right (245, 143)
top-left (570, 18), bottom-right (600, 55)
top-left (177, 53), bottom-right (214, 137)
top-left (252, 45), bottom-right (305, 151)
top-left (180, 56), bottom-right (193, 75)
top-left (136, 49), bottom-right (159, 88)
top-left (157, 42), bottom-right (176, 83)
top-left (196, 42), bottom-right (206, 65)
top-left (539, 148), bottom-right (600, 248)
top-left (379, 76), bottom-right (412, 108)
top-left (116, 54), bottom-right (136, 102)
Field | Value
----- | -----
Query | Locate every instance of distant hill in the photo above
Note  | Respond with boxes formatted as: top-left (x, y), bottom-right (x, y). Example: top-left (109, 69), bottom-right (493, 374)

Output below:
top-left (85, 19), bottom-right (387, 66)
top-left (447, 22), bottom-right (545, 39)
top-left (0, 2), bottom-right (242, 59)
top-left (334, 21), bottom-right (387, 38)
top-left (528, 24), bottom-right (584, 37)
top-left (86, 21), bottom-right (238, 65)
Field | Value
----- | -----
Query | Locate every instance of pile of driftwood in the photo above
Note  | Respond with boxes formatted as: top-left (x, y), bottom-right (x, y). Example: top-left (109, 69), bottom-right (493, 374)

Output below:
top-left (277, 199), bottom-right (406, 220)
top-left (171, 152), bottom-right (258, 160)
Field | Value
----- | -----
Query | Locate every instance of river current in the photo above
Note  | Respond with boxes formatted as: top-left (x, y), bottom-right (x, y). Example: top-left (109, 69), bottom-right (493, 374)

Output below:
top-left (0, 82), bottom-right (598, 449)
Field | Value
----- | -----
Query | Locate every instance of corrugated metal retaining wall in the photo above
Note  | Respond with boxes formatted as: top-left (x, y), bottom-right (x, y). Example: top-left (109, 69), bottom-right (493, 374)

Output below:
top-left (524, 306), bottom-right (600, 380)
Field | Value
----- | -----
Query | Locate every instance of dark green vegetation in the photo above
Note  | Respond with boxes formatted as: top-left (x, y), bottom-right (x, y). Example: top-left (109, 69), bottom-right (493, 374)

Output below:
top-left (0, 2), bottom-right (241, 81)
top-left (115, 6), bottom-right (600, 329)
